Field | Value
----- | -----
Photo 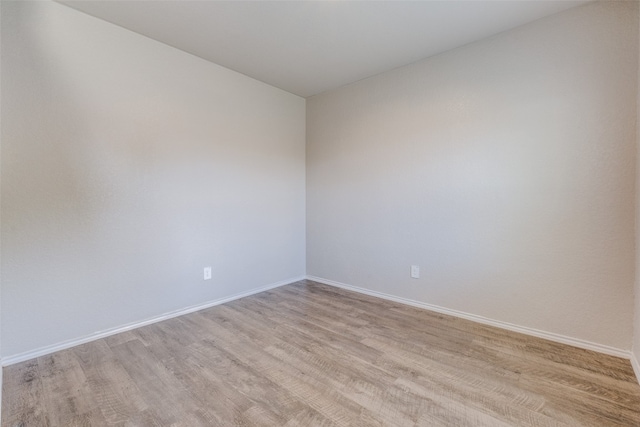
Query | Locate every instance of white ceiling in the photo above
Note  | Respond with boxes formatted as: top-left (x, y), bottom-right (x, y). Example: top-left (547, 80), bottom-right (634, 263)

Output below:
top-left (59, 0), bottom-right (590, 98)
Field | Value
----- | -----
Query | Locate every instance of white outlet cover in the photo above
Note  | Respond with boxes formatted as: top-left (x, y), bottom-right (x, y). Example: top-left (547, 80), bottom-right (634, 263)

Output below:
top-left (411, 265), bottom-right (420, 279)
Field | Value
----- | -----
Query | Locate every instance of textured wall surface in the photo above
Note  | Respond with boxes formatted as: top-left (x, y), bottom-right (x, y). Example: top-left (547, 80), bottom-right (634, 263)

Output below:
top-left (634, 1), bottom-right (640, 374)
top-left (1, 1), bottom-right (305, 358)
top-left (307, 1), bottom-right (638, 351)
top-left (2, 0), bottom-right (639, 361)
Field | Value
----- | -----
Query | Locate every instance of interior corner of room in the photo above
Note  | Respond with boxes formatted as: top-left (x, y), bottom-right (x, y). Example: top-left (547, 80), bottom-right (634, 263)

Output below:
top-left (1, 0), bottom-right (640, 423)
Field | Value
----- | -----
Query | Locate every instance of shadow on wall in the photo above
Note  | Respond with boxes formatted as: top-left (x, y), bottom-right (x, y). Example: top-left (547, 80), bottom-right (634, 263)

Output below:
top-left (1, 1), bottom-right (306, 357)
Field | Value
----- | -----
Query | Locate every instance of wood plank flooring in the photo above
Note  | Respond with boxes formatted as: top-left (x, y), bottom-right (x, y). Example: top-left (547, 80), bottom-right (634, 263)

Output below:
top-left (3, 280), bottom-right (640, 426)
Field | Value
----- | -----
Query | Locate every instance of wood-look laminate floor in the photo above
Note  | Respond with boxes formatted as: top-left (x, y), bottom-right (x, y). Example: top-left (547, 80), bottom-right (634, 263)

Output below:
top-left (3, 280), bottom-right (640, 426)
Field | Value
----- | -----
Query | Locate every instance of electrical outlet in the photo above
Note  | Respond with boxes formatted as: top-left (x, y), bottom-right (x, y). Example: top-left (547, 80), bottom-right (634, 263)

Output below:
top-left (204, 267), bottom-right (212, 280)
top-left (411, 265), bottom-right (420, 279)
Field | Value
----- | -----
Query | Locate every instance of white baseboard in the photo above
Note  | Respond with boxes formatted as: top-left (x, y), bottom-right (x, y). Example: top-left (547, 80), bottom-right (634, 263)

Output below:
top-left (306, 275), bottom-right (631, 360)
top-left (631, 351), bottom-right (640, 385)
top-left (2, 276), bottom-right (305, 367)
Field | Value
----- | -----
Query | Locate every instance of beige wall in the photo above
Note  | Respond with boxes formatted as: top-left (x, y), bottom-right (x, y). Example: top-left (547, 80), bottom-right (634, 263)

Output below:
top-left (1, 1), bottom-right (306, 358)
top-left (634, 1), bottom-right (640, 376)
top-left (307, 1), bottom-right (638, 351)
top-left (0, 0), bottom-right (3, 408)
top-left (2, 0), bottom-right (639, 363)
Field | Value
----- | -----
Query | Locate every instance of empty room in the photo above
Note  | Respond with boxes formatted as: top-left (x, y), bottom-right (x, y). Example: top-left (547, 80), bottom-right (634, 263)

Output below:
top-left (2, 0), bottom-right (640, 425)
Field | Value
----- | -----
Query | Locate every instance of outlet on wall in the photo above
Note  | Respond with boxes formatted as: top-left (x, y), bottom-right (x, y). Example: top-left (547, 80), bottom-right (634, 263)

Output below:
top-left (204, 267), bottom-right (212, 280)
top-left (411, 265), bottom-right (420, 279)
